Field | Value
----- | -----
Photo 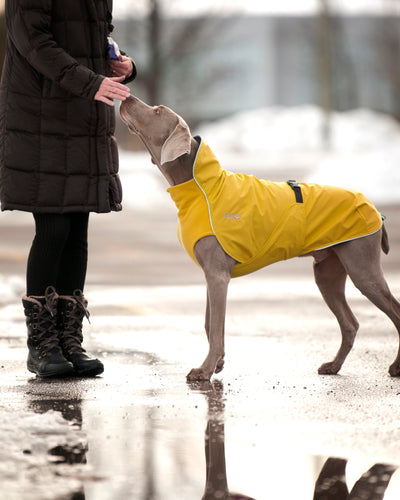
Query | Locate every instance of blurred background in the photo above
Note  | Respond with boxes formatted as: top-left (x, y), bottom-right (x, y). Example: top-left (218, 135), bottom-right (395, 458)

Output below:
top-left (109, 0), bottom-right (400, 152)
top-left (1, 0), bottom-right (399, 281)
top-left (1, 1), bottom-right (399, 150)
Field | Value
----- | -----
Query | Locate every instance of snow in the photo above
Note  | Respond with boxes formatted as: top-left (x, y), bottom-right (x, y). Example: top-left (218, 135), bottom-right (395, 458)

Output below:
top-left (196, 106), bottom-right (400, 154)
top-left (0, 274), bottom-right (25, 305)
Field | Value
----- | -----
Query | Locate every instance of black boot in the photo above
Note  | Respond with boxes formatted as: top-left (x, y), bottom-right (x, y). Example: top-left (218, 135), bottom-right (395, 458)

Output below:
top-left (23, 286), bottom-right (75, 378)
top-left (58, 290), bottom-right (104, 377)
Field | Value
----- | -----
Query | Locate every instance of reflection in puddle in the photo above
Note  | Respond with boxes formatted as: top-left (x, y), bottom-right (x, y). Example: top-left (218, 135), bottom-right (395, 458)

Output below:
top-left (27, 394), bottom-right (87, 498)
top-left (11, 373), bottom-right (400, 499)
top-left (48, 441), bottom-right (87, 466)
top-left (190, 380), bottom-right (398, 500)
top-left (28, 392), bottom-right (88, 466)
top-left (190, 380), bottom-right (256, 499)
top-left (314, 458), bottom-right (396, 499)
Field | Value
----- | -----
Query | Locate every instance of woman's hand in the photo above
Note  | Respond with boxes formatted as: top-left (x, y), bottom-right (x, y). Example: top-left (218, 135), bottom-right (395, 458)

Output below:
top-left (108, 55), bottom-right (134, 79)
top-left (94, 76), bottom-right (130, 107)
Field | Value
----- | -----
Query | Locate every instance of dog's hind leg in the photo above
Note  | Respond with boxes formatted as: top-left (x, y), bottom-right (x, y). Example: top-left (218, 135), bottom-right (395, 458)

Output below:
top-left (333, 230), bottom-right (400, 376)
top-left (313, 249), bottom-right (359, 375)
top-left (187, 236), bottom-right (235, 381)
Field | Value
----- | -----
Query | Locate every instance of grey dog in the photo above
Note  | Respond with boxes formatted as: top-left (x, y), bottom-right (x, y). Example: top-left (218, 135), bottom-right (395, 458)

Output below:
top-left (120, 95), bottom-right (400, 382)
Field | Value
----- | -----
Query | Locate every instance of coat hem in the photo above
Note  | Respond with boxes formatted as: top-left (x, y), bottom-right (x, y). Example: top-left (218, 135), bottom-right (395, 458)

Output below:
top-left (1, 205), bottom-right (116, 214)
top-left (231, 223), bottom-right (383, 278)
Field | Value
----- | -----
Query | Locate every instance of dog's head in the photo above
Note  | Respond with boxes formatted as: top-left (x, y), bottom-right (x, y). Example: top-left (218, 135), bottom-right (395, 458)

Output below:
top-left (120, 95), bottom-right (191, 166)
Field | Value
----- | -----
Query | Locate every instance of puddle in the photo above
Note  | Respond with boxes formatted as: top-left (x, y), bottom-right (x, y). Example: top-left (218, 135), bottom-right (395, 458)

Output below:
top-left (2, 374), bottom-right (398, 500)
top-left (2, 279), bottom-right (400, 499)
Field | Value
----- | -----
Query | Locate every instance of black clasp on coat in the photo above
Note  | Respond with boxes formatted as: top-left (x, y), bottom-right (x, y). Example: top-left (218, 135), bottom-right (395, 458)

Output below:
top-left (287, 180), bottom-right (303, 203)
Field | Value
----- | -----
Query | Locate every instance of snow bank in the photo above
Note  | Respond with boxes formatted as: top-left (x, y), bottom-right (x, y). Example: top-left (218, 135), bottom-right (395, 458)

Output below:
top-left (196, 106), bottom-right (400, 154)
top-left (196, 106), bottom-right (400, 205)
top-left (0, 274), bottom-right (25, 305)
top-left (119, 106), bottom-right (400, 208)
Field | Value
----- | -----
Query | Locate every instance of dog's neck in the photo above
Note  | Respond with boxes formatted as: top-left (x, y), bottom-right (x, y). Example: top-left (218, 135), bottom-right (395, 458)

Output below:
top-left (159, 137), bottom-right (199, 186)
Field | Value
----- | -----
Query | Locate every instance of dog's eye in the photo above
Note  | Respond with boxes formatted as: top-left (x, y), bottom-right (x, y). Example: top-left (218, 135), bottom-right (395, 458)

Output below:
top-left (153, 106), bottom-right (161, 115)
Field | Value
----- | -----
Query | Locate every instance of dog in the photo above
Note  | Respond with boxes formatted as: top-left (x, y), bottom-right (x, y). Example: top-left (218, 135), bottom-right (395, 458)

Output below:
top-left (120, 95), bottom-right (400, 382)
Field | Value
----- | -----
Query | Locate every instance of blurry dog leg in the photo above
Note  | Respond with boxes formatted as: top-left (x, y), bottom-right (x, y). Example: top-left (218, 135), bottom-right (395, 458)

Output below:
top-left (313, 251), bottom-right (359, 375)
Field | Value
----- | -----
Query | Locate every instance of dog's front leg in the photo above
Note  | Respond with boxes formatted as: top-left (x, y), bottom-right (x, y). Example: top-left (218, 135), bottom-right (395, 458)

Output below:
top-left (187, 236), bottom-right (235, 381)
top-left (204, 292), bottom-right (224, 374)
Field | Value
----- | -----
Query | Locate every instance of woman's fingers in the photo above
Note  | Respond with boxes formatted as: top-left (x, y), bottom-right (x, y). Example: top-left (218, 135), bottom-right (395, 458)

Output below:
top-left (94, 77), bottom-right (131, 107)
top-left (108, 55), bottom-right (134, 78)
top-left (109, 75), bottom-right (125, 82)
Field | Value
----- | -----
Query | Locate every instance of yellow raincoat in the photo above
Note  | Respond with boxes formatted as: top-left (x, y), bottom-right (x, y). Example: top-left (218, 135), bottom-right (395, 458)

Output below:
top-left (167, 138), bottom-right (382, 278)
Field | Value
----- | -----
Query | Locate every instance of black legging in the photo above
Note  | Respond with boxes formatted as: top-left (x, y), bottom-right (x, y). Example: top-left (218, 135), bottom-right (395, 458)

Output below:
top-left (27, 213), bottom-right (89, 297)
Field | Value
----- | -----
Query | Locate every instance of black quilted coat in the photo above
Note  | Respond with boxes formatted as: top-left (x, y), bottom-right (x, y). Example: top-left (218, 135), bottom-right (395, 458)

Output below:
top-left (0, 0), bottom-right (125, 213)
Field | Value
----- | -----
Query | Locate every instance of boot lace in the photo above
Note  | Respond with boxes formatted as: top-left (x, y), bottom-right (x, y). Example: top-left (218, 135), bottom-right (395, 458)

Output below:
top-left (30, 286), bottom-right (62, 356)
top-left (60, 290), bottom-right (90, 354)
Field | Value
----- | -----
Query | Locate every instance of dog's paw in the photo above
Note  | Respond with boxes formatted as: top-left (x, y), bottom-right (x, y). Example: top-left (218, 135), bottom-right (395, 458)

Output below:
top-left (186, 367), bottom-right (212, 382)
top-left (318, 362), bottom-right (340, 375)
top-left (389, 363), bottom-right (400, 377)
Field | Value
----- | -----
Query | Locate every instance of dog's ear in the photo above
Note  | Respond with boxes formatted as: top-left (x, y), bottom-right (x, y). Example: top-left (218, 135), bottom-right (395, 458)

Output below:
top-left (160, 118), bottom-right (191, 165)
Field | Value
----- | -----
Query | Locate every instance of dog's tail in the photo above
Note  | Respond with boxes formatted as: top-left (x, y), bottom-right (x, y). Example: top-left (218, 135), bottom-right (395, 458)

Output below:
top-left (381, 223), bottom-right (390, 255)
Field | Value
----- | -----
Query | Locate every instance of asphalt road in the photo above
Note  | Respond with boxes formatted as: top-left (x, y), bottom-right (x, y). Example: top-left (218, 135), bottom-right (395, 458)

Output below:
top-left (0, 204), bottom-right (400, 499)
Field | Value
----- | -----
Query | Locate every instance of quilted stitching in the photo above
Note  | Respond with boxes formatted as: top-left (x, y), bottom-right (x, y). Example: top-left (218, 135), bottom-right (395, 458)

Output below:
top-left (0, 0), bottom-right (122, 213)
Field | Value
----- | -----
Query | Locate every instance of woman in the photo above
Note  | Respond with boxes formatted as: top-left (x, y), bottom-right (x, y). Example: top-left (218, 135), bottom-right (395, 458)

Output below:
top-left (0, 0), bottom-right (135, 378)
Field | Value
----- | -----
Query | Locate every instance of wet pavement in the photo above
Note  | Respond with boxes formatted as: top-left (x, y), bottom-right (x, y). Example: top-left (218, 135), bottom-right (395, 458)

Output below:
top-left (1, 204), bottom-right (400, 499)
